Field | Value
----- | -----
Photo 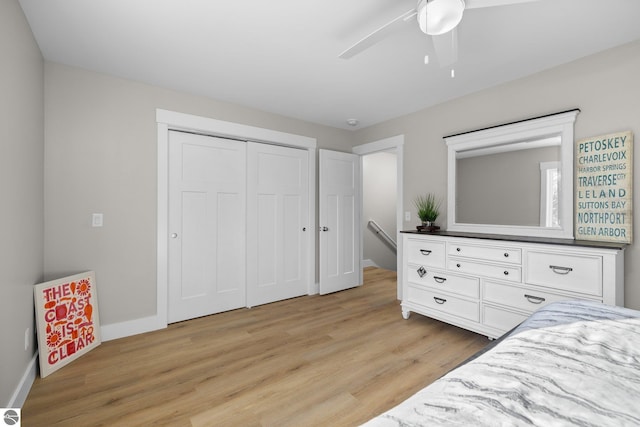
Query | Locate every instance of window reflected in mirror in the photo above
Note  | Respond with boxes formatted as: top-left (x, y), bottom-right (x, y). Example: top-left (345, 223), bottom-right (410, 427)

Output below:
top-left (540, 161), bottom-right (560, 227)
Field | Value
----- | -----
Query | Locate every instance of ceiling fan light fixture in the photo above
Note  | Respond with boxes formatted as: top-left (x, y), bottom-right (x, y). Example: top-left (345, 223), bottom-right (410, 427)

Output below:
top-left (417, 0), bottom-right (465, 36)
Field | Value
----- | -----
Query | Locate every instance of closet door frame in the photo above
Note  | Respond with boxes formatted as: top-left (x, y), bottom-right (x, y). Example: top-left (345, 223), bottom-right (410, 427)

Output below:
top-left (156, 109), bottom-right (317, 329)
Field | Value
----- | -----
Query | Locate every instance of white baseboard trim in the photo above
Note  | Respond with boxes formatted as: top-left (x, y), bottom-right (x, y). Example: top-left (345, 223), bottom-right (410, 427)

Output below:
top-left (9, 351), bottom-right (38, 408)
top-left (362, 259), bottom-right (379, 268)
top-left (100, 315), bottom-right (166, 342)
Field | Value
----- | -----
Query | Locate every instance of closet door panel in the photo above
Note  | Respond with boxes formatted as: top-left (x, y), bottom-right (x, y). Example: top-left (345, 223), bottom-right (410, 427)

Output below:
top-left (168, 131), bottom-right (246, 323)
top-left (247, 143), bottom-right (309, 307)
top-left (257, 194), bottom-right (277, 286)
top-left (216, 192), bottom-right (245, 293)
top-left (180, 191), bottom-right (208, 299)
top-left (284, 194), bottom-right (303, 282)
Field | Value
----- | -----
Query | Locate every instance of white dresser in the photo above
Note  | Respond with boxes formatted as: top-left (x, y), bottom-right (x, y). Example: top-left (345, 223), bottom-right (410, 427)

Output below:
top-left (401, 231), bottom-right (625, 338)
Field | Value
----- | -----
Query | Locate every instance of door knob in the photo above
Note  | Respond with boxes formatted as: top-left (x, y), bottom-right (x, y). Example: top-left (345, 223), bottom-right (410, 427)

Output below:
top-left (321, 226), bottom-right (329, 232)
top-left (171, 233), bottom-right (178, 238)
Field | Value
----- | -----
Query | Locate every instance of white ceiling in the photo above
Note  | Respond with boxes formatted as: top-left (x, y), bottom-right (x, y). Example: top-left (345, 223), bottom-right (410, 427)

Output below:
top-left (18, 0), bottom-right (640, 130)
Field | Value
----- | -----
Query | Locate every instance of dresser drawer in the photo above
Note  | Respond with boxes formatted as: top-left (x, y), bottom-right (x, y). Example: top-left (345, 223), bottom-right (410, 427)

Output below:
top-left (448, 259), bottom-right (521, 282)
top-left (525, 251), bottom-right (602, 297)
top-left (483, 305), bottom-right (528, 333)
top-left (484, 280), bottom-right (576, 313)
top-left (407, 264), bottom-right (479, 298)
top-left (406, 284), bottom-right (479, 322)
top-left (406, 238), bottom-right (446, 268)
top-left (448, 242), bottom-right (521, 264)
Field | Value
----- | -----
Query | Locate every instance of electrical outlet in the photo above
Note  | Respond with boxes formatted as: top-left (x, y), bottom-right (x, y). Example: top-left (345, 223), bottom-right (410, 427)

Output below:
top-left (404, 211), bottom-right (411, 221)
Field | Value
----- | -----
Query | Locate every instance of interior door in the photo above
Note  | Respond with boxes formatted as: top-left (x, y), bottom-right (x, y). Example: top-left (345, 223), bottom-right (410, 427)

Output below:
top-left (246, 142), bottom-right (310, 306)
top-left (319, 149), bottom-right (361, 294)
top-left (168, 131), bottom-right (246, 323)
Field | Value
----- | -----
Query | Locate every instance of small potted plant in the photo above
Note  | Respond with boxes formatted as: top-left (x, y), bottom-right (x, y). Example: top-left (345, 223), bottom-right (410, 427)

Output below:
top-left (414, 193), bottom-right (441, 231)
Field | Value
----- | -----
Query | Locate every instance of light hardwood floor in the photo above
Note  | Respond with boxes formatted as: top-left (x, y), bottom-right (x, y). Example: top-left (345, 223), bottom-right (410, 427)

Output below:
top-left (22, 268), bottom-right (489, 426)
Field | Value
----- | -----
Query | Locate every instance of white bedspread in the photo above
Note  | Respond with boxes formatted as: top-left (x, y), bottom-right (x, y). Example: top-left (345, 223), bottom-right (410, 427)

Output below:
top-left (362, 301), bottom-right (640, 426)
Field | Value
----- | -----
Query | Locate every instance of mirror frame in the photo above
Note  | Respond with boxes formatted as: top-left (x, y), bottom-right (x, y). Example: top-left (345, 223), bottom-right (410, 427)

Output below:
top-left (445, 109), bottom-right (580, 238)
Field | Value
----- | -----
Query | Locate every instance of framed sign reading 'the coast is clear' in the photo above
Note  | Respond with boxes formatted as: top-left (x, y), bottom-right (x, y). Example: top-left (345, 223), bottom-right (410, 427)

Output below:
top-left (34, 271), bottom-right (101, 378)
top-left (575, 130), bottom-right (633, 243)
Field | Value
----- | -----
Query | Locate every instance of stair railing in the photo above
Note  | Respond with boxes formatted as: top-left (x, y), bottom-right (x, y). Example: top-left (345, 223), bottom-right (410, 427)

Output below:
top-left (367, 219), bottom-right (397, 253)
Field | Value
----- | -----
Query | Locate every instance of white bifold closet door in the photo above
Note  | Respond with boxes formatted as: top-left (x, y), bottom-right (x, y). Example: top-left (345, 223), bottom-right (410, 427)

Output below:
top-left (168, 131), bottom-right (310, 323)
top-left (246, 142), bottom-right (309, 307)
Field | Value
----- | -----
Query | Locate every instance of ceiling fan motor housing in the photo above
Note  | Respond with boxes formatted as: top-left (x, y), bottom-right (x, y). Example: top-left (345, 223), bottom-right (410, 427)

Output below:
top-left (417, 0), bottom-right (466, 35)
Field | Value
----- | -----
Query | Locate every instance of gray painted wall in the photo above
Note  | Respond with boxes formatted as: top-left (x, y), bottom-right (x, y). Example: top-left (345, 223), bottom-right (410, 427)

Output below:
top-left (0, 0), bottom-right (44, 407)
top-left (354, 40), bottom-right (640, 310)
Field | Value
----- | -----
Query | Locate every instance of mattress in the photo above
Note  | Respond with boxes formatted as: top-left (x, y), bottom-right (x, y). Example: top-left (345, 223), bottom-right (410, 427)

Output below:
top-left (362, 300), bottom-right (640, 426)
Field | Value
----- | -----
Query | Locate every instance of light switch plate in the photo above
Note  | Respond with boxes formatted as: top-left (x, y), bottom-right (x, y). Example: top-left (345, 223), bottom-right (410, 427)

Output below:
top-left (92, 213), bottom-right (104, 227)
top-left (404, 211), bottom-right (411, 221)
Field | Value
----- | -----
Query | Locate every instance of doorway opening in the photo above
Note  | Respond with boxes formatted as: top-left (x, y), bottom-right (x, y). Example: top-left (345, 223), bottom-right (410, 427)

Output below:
top-left (353, 135), bottom-right (404, 299)
top-left (362, 150), bottom-right (398, 271)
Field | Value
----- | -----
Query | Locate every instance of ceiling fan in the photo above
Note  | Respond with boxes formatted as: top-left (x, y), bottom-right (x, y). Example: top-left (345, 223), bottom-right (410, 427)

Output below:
top-left (339, 0), bottom-right (539, 66)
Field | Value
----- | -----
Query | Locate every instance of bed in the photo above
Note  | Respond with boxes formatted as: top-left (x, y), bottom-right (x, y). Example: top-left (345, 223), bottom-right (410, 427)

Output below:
top-left (362, 300), bottom-right (640, 426)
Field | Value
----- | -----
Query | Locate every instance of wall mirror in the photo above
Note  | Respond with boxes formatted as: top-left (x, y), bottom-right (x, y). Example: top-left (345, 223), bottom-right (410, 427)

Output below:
top-left (445, 109), bottom-right (580, 238)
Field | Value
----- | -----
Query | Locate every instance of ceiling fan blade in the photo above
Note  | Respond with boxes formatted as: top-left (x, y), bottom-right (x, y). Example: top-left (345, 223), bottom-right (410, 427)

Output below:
top-left (339, 8), bottom-right (417, 59)
top-left (432, 28), bottom-right (458, 67)
top-left (464, 0), bottom-right (539, 9)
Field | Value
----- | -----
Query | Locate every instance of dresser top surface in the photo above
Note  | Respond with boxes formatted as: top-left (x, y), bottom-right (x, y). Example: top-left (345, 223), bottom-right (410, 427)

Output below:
top-left (400, 230), bottom-right (626, 250)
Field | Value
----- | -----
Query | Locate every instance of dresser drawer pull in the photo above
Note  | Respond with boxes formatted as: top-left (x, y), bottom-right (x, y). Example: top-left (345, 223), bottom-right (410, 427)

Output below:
top-left (417, 266), bottom-right (427, 278)
top-left (524, 294), bottom-right (546, 304)
top-left (420, 249), bottom-right (432, 256)
top-left (433, 276), bottom-right (447, 284)
top-left (504, 253), bottom-right (509, 258)
top-left (456, 247), bottom-right (461, 252)
top-left (504, 271), bottom-right (509, 276)
top-left (456, 263), bottom-right (461, 268)
top-left (433, 297), bottom-right (447, 305)
top-left (549, 265), bottom-right (573, 275)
